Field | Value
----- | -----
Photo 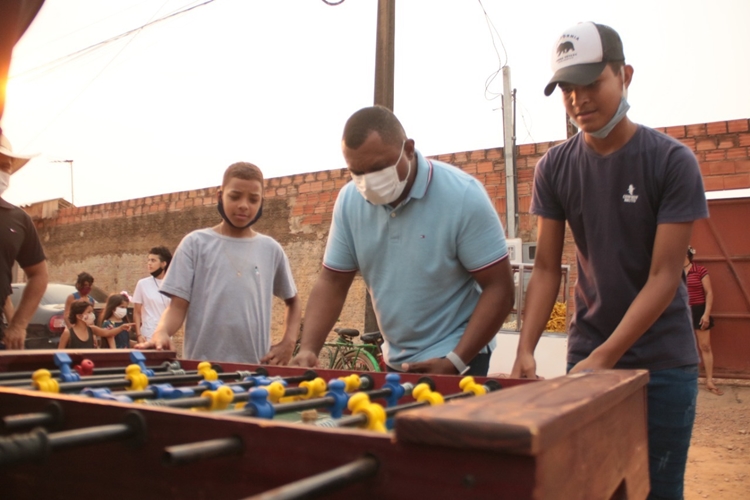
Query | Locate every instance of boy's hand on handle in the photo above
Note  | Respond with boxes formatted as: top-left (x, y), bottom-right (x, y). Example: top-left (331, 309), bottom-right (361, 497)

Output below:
top-left (510, 352), bottom-right (539, 379)
top-left (567, 351), bottom-right (611, 374)
top-left (289, 349), bottom-right (318, 368)
top-left (402, 357), bottom-right (457, 375)
top-left (135, 330), bottom-right (170, 350)
top-left (261, 339), bottom-right (295, 366)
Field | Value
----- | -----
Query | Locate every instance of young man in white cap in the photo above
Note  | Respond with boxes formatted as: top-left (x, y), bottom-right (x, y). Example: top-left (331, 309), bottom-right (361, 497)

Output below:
top-left (0, 133), bottom-right (48, 349)
top-left (511, 23), bottom-right (707, 499)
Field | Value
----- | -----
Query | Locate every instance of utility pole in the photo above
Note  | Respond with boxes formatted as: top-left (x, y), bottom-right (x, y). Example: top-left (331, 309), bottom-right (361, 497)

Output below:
top-left (52, 159), bottom-right (74, 205)
top-left (502, 66), bottom-right (517, 239)
top-left (373, 0), bottom-right (395, 109)
top-left (365, 0), bottom-right (396, 334)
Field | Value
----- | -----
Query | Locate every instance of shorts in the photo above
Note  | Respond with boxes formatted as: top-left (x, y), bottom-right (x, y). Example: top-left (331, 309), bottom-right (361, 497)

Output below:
top-left (691, 304), bottom-right (714, 330)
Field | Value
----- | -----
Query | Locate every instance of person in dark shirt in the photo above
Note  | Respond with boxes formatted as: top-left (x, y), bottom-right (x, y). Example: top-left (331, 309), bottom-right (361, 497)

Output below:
top-left (0, 133), bottom-right (47, 349)
top-left (511, 23), bottom-right (707, 499)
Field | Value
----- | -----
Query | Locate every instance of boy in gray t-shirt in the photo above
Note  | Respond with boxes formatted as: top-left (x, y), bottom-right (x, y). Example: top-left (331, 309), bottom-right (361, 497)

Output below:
top-left (136, 162), bottom-right (300, 364)
top-left (511, 23), bottom-right (707, 499)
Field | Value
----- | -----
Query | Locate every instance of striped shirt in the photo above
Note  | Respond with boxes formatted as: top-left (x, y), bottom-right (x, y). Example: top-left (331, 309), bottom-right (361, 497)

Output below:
top-left (686, 263), bottom-right (708, 306)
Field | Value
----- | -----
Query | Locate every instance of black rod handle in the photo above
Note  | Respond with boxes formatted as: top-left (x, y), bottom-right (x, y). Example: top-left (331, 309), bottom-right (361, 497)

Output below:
top-left (163, 436), bottom-right (243, 466)
top-left (1, 402), bottom-right (64, 432)
top-left (243, 456), bottom-right (379, 500)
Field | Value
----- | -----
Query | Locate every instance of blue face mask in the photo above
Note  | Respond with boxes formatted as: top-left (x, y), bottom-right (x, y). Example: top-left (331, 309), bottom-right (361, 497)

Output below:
top-left (586, 96), bottom-right (630, 139)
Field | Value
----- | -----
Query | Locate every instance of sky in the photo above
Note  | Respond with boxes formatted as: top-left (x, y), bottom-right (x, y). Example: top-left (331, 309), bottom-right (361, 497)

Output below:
top-left (2, 0), bottom-right (750, 207)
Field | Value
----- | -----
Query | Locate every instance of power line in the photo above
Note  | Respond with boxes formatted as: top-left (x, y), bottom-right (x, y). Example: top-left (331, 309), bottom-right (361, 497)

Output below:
top-left (19, 0), bottom-right (176, 151)
top-left (11, 0), bottom-right (219, 81)
top-left (477, 0), bottom-right (509, 101)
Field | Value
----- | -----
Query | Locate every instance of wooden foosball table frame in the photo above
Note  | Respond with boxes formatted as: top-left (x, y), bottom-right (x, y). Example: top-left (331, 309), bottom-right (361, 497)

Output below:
top-left (0, 350), bottom-right (649, 499)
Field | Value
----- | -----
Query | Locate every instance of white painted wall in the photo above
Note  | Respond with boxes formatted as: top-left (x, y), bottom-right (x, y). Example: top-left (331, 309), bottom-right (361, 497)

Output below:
top-left (489, 331), bottom-right (568, 379)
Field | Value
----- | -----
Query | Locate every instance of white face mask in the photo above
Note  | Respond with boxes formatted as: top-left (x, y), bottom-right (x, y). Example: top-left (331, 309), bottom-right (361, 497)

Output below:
top-left (351, 141), bottom-right (410, 205)
top-left (0, 171), bottom-right (9, 197)
top-left (83, 313), bottom-right (95, 325)
top-left (114, 307), bottom-right (127, 319)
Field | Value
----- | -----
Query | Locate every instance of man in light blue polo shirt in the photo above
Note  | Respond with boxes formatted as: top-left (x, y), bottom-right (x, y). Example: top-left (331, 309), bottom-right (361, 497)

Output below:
top-left (292, 106), bottom-right (514, 375)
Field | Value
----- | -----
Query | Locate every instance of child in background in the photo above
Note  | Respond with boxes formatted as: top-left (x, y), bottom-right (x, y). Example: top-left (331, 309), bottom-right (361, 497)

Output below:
top-left (63, 272), bottom-right (98, 346)
top-left (58, 299), bottom-right (132, 349)
top-left (100, 292), bottom-right (142, 348)
top-left (136, 162), bottom-right (301, 364)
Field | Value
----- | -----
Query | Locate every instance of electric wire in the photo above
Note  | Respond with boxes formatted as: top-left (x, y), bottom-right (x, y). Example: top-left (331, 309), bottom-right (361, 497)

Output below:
top-left (18, 0), bottom-right (178, 151)
top-left (477, 0), bottom-right (509, 101)
top-left (11, 0), bottom-right (218, 82)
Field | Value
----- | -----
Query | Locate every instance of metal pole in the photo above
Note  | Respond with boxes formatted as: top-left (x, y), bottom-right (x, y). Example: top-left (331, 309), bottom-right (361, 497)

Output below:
top-left (502, 66), bottom-right (517, 239)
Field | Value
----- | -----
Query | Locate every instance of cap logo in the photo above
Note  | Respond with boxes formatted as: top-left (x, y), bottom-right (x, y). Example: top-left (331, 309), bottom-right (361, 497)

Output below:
top-left (557, 41), bottom-right (575, 56)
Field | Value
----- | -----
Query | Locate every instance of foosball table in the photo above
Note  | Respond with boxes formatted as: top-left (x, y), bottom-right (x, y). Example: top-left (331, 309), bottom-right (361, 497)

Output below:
top-left (0, 350), bottom-right (649, 499)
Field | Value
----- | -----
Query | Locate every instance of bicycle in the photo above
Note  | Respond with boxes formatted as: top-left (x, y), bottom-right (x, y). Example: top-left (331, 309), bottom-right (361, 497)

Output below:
top-left (294, 328), bottom-right (385, 372)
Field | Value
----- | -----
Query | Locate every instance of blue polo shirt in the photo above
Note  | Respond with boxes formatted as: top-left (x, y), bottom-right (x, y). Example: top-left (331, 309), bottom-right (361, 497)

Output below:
top-left (324, 151), bottom-right (508, 366)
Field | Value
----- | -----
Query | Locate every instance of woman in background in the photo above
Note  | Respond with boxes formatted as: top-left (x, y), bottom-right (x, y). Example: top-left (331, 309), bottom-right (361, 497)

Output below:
top-left (685, 246), bottom-right (723, 395)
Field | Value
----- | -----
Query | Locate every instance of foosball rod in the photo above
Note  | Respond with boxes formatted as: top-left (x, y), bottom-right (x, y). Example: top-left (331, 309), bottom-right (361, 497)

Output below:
top-left (0, 411), bottom-right (146, 467)
top-left (14, 367), bottom-right (277, 393)
top-left (243, 456), bottom-right (379, 500)
top-left (1, 402), bottom-right (64, 432)
top-left (163, 436), bottom-right (244, 465)
top-left (0, 360), bottom-right (182, 382)
top-left (222, 377), bottom-right (395, 418)
top-left (0, 363), bottom-right (236, 388)
top-left (140, 371), bottom-right (321, 409)
top-left (321, 380), bottom-right (501, 429)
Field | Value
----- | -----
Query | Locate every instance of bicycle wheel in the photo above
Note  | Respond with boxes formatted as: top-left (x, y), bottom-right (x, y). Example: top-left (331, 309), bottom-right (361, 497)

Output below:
top-left (332, 349), bottom-right (380, 372)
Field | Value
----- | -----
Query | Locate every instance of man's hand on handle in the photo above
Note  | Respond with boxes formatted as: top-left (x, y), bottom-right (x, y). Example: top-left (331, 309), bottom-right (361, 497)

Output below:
top-left (261, 339), bottom-right (296, 366)
top-left (289, 349), bottom-right (318, 368)
top-left (402, 357), bottom-right (458, 375)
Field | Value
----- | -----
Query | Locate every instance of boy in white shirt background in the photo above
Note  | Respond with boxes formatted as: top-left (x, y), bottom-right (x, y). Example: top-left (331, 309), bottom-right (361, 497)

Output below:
top-left (132, 246), bottom-right (172, 343)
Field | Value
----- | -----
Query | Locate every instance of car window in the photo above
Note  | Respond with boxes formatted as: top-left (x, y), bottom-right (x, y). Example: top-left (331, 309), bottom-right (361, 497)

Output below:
top-left (9, 283), bottom-right (109, 308)
top-left (40, 284), bottom-right (77, 305)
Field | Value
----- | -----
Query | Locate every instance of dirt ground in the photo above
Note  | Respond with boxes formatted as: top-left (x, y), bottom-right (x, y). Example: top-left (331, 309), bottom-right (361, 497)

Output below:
top-left (685, 378), bottom-right (750, 499)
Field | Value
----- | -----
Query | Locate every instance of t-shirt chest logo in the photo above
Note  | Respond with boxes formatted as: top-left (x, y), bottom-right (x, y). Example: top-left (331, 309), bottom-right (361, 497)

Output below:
top-left (622, 184), bottom-right (639, 203)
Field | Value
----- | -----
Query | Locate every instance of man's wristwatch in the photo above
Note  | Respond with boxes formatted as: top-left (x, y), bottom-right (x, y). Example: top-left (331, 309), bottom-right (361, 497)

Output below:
top-left (446, 351), bottom-right (471, 375)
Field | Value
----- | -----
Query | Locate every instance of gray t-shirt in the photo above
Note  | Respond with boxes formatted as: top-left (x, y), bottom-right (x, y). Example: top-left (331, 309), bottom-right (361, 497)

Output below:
top-left (161, 228), bottom-right (297, 363)
top-left (531, 126), bottom-right (707, 370)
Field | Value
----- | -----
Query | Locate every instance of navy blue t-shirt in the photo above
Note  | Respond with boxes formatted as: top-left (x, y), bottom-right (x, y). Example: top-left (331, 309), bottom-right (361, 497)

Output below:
top-left (531, 126), bottom-right (707, 370)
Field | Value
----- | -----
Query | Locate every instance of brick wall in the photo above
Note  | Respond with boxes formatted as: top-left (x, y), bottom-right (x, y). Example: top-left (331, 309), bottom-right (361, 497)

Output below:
top-left (25, 118), bottom-right (750, 350)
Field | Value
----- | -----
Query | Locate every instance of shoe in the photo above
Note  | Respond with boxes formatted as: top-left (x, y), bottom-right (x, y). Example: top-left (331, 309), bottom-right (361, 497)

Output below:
top-left (707, 386), bottom-right (724, 396)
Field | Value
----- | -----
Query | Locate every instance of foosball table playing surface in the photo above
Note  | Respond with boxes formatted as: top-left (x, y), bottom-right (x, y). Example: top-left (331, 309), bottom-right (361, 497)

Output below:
top-left (0, 350), bottom-right (650, 499)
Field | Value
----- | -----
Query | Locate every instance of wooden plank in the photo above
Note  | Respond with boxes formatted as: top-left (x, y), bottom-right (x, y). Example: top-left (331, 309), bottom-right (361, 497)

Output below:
top-left (395, 370), bottom-right (649, 456)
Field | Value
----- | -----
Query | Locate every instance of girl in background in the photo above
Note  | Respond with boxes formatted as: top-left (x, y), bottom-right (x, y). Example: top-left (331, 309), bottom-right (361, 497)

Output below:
top-left (100, 292), bottom-right (141, 348)
top-left (685, 246), bottom-right (723, 395)
top-left (58, 299), bottom-right (131, 349)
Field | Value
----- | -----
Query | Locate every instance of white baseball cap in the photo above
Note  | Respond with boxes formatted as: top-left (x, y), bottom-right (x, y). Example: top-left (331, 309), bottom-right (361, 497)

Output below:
top-left (544, 22), bottom-right (625, 96)
top-left (0, 133), bottom-right (34, 174)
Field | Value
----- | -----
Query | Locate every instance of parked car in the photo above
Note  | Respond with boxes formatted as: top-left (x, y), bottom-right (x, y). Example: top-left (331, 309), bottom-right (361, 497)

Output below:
top-left (6, 283), bottom-right (108, 349)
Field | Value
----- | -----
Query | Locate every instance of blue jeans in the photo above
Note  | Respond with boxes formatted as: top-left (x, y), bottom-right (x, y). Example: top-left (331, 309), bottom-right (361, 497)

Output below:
top-left (567, 363), bottom-right (698, 500)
